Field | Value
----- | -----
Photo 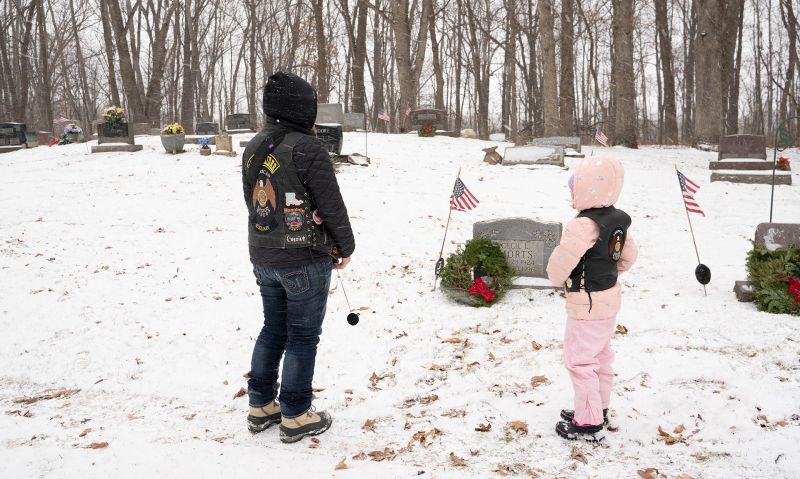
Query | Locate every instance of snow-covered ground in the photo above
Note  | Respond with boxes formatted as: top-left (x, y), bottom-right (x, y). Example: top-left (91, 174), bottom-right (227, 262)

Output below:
top-left (0, 133), bottom-right (798, 478)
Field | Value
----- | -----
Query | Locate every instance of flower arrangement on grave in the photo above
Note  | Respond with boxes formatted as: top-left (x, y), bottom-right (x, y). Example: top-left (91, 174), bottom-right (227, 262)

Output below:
top-left (746, 244), bottom-right (800, 316)
top-left (64, 123), bottom-right (83, 135)
top-left (439, 238), bottom-right (513, 307)
top-left (418, 125), bottom-right (436, 137)
top-left (777, 156), bottom-right (791, 171)
top-left (162, 123), bottom-right (185, 135)
top-left (103, 106), bottom-right (126, 123)
top-left (198, 136), bottom-right (212, 149)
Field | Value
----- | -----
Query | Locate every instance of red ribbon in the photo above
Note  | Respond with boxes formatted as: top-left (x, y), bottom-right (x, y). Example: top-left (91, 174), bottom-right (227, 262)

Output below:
top-left (789, 277), bottom-right (800, 302)
top-left (469, 277), bottom-right (496, 303)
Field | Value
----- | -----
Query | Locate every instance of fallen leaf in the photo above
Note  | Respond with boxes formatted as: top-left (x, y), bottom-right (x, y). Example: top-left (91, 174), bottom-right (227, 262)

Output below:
top-left (408, 428), bottom-right (442, 448)
top-left (442, 409), bottom-right (466, 418)
top-left (674, 424), bottom-right (686, 434)
top-left (312, 387), bottom-right (326, 392)
top-left (615, 325), bottom-right (628, 335)
top-left (531, 341), bottom-right (542, 351)
top-left (79, 428), bottom-right (92, 437)
top-left (500, 336), bottom-right (513, 344)
top-left (441, 337), bottom-right (463, 344)
top-left (570, 446), bottom-right (588, 465)
top-left (334, 458), bottom-right (348, 470)
top-left (233, 387), bottom-right (247, 399)
top-left (637, 468), bottom-right (659, 479)
top-left (470, 449), bottom-right (480, 456)
top-left (367, 447), bottom-right (396, 461)
top-left (363, 419), bottom-right (377, 432)
top-left (184, 414), bottom-right (196, 421)
top-left (449, 452), bottom-right (467, 467)
top-left (488, 352), bottom-right (496, 361)
top-left (127, 413), bottom-right (143, 420)
top-left (430, 363), bottom-right (449, 371)
top-left (530, 375), bottom-right (550, 387)
top-left (475, 423), bottom-right (492, 432)
top-left (5, 410), bottom-right (33, 418)
top-left (88, 442), bottom-right (109, 449)
top-left (352, 452), bottom-right (368, 461)
top-left (309, 438), bottom-right (320, 449)
top-left (657, 425), bottom-right (678, 445)
top-left (507, 421), bottom-right (528, 435)
top-left (13, 388), bottom-right (80, 405)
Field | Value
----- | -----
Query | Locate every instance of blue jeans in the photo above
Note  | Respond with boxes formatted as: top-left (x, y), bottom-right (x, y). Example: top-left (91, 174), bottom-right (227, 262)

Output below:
top-left (248, 260), bottom-right (332, 418)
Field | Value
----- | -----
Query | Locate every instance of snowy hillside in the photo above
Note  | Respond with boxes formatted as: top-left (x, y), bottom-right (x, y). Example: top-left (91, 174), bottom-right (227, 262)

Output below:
top-left (0, 133), bottom-right (798, 478)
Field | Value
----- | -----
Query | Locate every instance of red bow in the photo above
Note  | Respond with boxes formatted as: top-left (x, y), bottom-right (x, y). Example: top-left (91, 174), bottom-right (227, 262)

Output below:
top-left (469, 278), bottom-right (496, 303)
top-left (789, 277), bottom-right (800, 302)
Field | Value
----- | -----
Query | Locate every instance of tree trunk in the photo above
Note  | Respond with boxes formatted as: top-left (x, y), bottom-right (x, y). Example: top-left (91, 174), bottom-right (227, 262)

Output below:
top-left (559, 0), bottom-right (575, 136)
top-left (313, 0), bottom-right (329, 101)
top-left (537, 0), bottom-right (559, 136)
top-left (35, 0), bottom-right (53, 131)
top-left (389, 0), bottom-right (433, 131)
top-left (429, 3), bottom-right (445, 110)
top-left (181, 0), bottom-right (195, 133)
top-left (655, 0), bottom-right (678, 144)
top-left (727, 0), bottom-right (744, 134)
top-left (504, 0), bottom-right (518, 143)
top-left (99, 0), bottom-right (120, 108)
top-left (351, 0), bottom-right (368, 115)
top-left (693, 0), bottom-right (723, 145)
top-left (612, 0), bottom-right (637, 147)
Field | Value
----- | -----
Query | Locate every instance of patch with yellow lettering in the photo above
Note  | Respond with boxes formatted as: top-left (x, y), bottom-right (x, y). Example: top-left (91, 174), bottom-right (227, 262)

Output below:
top-left (263, 154), bottom-right (280, 174)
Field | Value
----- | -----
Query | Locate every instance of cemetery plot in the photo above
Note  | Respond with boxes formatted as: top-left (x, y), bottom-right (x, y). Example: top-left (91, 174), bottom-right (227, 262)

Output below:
top-left (710, 134), bottom-right (791, 185)
top-left (0, 122), bottom-right (27, 153)
top-left (530, 136), bottom-right (582, 153)
top-left (408, 109), bottom-right (448, 132)
top-left (316, 103), bottom-right (345, 125)
top-left (226, 113), bottom-right (254, 132)
top-left (315, 124), bottom-right (343, 155)
top-left (502, 145), bottom-right (565, 167)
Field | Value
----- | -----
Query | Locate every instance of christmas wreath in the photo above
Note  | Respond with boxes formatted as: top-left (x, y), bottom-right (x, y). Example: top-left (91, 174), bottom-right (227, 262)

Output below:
top-left (440, 238), bottom-right (513, 307)
top-left (746, 244), bottom-right (800, 316)
top-left (418, 125), bottom-right (436, 137)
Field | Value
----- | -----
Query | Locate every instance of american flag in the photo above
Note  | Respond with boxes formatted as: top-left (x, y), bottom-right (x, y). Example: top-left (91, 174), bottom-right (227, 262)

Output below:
top-left (595, 128), bottom-right (609, 147)
top-left (450, 177), bottom-right (479, 211)
top-left (677, 170), bottom-right (705, 216)
top-left (377, 109), bottom-right (390, 123)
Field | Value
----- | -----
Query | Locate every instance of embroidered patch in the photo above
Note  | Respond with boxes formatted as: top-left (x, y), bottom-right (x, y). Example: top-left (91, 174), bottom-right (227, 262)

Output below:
top-left (566, 278), bottom-right (573, 289)
top-left (263, 154), bottom-right (280, 174)
top-left (252, 171), bottom-right (277, 233)
top-left (285, 192), bottom-right (304, 207)
top-left (608, 227), bottom-right (625, 262)
top-left (285, 233), bottom-right (311, 245)
top-left (284, 208), bottom-right (305, 232)
top-left (312, 209), bottom-right (323, 225)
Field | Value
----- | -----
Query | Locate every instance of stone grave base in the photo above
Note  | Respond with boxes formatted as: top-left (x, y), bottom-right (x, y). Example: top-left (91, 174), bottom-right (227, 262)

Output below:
top-left (91, 144), bottom-right (143, 153)
top-left (226, 129), bottom-right (253, 135)
top-left (710, 172), bottom-right (792, 185)
top-left (503, 145), bottom-right (565, 167)
top-left (185, 136), bottom-right (216, 145)
top-left (0, 145), bottom-right (24, 154)
top-left (240, 140), bottom-right (250, 147)
top-left (709, 160), bottom-right (773, 170)
top-left (509, 277), bottom-right (558, 290)
top-left (734, 281), bottom-right (754, 302)
top-left (213, 151), bottom-right (237, 157)
top-left (531, 136), bottom-right (581, 153)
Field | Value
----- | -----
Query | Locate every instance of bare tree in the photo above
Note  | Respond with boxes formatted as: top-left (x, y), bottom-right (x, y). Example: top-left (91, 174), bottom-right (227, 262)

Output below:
top-left (612, 0), bottom-right (637, 147)
top-left (537, 0), bottom-right (559, 136)
top-left (655, 0), bottom-right (678, 144)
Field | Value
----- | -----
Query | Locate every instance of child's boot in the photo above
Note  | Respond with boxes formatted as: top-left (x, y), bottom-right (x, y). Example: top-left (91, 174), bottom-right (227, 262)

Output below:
top-left (560, 408), bottom-right (609, 426)
top-left (279, 408), bottom-right (333, 444)
top-left (247, 401), bottom-right (282, 433)
top-left (555, 420), bottom-right (605, 443)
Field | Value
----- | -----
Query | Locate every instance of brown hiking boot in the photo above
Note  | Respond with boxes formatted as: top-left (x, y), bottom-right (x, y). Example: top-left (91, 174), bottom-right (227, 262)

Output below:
top-left (279, 408), bottom-right (333, 443)
top-left (247, 401), bottom-right (281, 433)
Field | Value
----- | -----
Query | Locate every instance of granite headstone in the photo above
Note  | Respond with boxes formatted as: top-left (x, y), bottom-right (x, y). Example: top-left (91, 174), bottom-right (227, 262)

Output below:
top-left (315, 124), bottom-right (343, 155)
top-left (408, 109), bottom-right (448, 131)
top-left (502, 145), bottom-right (565, 167)
top-left (226, 113), bottom-right (254, 132)
top-left (196, 122), bottom-right (220, 135)
top-left (473, 218), bottom-right (562, 288)
top-left (343, 112), bottom-right (365, 132)
top-left (531, 136), bottom-right (582, 153)
top-left (316, 103), bottom-right (345, 125)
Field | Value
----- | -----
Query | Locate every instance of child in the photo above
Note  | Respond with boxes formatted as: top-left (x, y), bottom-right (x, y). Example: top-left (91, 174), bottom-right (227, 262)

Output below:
top-left (546, 157), bottom-right (638, 442)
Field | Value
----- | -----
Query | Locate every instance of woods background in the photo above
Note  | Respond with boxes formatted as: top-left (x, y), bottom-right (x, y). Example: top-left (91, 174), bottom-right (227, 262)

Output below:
top-left (0, 0), bottom-right (797, 147)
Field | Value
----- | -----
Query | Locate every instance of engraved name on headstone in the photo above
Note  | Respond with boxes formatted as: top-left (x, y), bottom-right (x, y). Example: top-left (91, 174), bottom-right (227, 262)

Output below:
top-left (473, 218), bottom-right (562, 280)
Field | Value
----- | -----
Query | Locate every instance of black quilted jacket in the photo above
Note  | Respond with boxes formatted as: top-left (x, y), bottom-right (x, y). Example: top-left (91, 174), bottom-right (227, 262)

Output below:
top-left (242, 119), bottom-right (355, 267)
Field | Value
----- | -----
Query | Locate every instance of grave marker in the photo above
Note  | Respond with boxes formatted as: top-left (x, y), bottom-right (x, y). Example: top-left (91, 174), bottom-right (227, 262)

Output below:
top-left (734, 223), bottom-right (800, 302)
top-left (531, 136), bottom-right (582, 153)
top-left (226, 113), bottom-right (254, 132)
top-left (316, 103), bottom-right (345, 125)
top-left (315, 124), bottom-right (343, 155)
top-left (408, 109), bottom-right (448, 132)
top-left (473, 218), bottom-right (562, 288)
top-left (343, 112), bottom-right (365, 132)
top-left (502, 145), bottom-right (565, 167)
top-left (196, 122), bottom-right (220, 135)
top-left (0, 122), bottom-right (27, 153)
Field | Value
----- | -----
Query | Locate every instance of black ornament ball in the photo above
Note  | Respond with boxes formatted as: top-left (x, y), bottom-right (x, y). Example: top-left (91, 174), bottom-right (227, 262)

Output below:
top-left (347, 312), bottom-right (360, 326)
top-left (695, 264), bottom-right (711, 285)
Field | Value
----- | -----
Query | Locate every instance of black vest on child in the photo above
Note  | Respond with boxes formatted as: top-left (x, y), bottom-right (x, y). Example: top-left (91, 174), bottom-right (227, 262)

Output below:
top-left (245, 131), bottom-right (333, 252)
top-left (566, 206), bottom-right (631, 294)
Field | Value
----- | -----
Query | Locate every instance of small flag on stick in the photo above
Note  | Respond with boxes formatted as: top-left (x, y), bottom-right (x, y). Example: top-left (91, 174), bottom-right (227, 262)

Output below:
top-left (677, 170), bottom-right (705, 216)
top-left (450, 177), bottom-right (479, 211)
top-left (377, 109), bottom-right (390, 123)
top-left (595, 128), bottom-right (609, 147)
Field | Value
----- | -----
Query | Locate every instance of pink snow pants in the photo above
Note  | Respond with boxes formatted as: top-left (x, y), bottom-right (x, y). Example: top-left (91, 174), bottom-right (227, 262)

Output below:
top-left (564, 316), bottom-right (617, 426)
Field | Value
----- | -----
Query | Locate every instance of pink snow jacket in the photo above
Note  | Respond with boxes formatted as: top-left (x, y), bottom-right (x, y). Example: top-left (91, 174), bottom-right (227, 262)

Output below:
top-left (546, 157), bottom-right (638, 320)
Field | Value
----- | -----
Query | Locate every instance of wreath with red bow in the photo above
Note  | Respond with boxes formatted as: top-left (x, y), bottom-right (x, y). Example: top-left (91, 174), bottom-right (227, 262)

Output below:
top-left (746, 245), bottom-right (800, 316)
top-left (440, 238), bottom-right (513, 307)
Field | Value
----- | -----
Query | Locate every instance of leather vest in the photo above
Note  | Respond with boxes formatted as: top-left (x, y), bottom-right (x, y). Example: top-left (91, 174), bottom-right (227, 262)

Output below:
top-left (246, 132), bottom-right (333, 252)
top-left (567, 206), bottom-right (631, 294)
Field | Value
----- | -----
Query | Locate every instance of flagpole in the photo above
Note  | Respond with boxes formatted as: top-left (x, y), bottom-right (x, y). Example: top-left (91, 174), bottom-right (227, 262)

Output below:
top-left (675, 165), bottom-right (706, 296)
top-left (433, 167), bottom-right (462, 291)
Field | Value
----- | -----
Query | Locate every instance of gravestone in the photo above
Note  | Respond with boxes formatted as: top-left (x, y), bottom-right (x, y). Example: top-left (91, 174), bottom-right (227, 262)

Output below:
top-left (718, 134), bottom-right (767, 161)
top-left (710, 172), bottom-right (791, 185)
top-left (408, 109), bottom-right (448, 132)
top-left (734, 223), bottom-right (800, 302)
top-left (133, 123), bottom-right (150, 135)
top-left (213, 132), bottom-right (236, 157)
top-left (150, 128), bottom-right (162, 136)
top-left (93, 122), bottom-right (142, 153)
top-left (482, 146), bottom-right (502, 165)
top-left (315, 124), bottom-right (343, 155)
top-left (489, 133), bottom-right (506, 142)
top-left (226, 113), bottom-right (254, 132)
top-left (502, 145), bottom-right (565, 167)
top-left (343, 112), bottom-right (365, 132)
top-left (196, 122), bottom-right (220, 135)
top-left (37, 131), bottom-right (50, 146)
top-left (0, 122), bottom-right (27, 153)
top-left (473, 218), bottom-right (562, 289)
top-left (316, 103), bottom-right (345, 125)
top-left (531, 136), bottom-right (581, 153)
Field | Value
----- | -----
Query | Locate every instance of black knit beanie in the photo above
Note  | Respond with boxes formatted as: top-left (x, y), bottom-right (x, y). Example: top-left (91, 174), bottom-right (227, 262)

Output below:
top-left (262, 71), bottom-right (318, 132)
